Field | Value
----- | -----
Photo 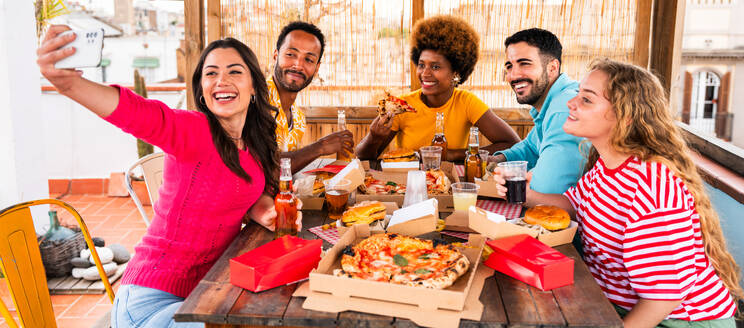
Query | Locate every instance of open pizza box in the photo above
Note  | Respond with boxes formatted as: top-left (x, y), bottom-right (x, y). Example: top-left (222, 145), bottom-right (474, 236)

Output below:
top-left (297, 159), bottom-right (367, 210)
top-left (296, 223), bottom-right (490, 328)
top-left (467, 206), bottom-right (578, 247)
top-left (380, 160), bottom-right (420, 173)
top-left (451, 166), bottom-right (502, 198)
top-left (335, 202), bottom-right (399, 236)
top-left (356, 162), bottom-right (458, 212)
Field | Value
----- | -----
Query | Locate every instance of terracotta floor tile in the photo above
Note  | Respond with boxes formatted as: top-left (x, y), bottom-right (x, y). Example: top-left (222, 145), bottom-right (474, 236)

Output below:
top-left (56, 317), bottom-right (95, 328)
top-left (49, 294), bottom-right (81, 306)
top-left (58, 295), bottom-right (101, 317)
top-left (85, 303), bottom-right (113, 319)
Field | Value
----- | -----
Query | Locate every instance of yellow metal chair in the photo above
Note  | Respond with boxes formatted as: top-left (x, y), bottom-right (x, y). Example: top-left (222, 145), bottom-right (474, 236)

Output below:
top-left (124, 152), bottom-right (165, 226)
top-left (0, 199), bottom-right (115, 328)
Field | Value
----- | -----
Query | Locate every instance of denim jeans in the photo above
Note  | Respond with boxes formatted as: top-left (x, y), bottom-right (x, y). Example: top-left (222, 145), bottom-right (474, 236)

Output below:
top-left (111, 284), bottom-right (204, 328)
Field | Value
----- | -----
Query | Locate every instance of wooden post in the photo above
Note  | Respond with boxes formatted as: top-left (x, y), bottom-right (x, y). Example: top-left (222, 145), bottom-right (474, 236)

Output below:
top-left (633, 0), bottom-right (653, 68)
top-left (184, 0), bottom-right (205, 110)
top-left (207, 0), bottom-right (221, 43)
top-left (649, 0), bottom-right (685, 98)
top-left (410, 0), bottom-right (424, 91)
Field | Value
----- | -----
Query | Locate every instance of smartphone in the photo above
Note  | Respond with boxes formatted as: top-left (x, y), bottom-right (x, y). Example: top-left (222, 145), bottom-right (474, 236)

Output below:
top-left (54, 28), bottom-right (104, 69)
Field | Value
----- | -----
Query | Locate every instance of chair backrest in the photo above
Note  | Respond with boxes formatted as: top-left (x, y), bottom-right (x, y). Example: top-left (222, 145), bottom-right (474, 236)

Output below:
top-left (0, 199), bottom-right (115, 328)
top-left (139, 152), bottom-right (165, 204)
top-left (124, 152), bottom-right (165, 226)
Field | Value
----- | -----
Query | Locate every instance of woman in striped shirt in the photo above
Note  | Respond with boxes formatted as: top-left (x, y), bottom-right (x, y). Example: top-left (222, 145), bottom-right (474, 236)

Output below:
top-left (493, 58), bottom-right (741, 327)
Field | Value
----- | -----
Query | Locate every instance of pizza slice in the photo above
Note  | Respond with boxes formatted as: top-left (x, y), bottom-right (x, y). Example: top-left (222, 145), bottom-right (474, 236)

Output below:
top-left (425, 169), bottom-right (451, 194)
top-left (377, 91), bottom-right (417, 117)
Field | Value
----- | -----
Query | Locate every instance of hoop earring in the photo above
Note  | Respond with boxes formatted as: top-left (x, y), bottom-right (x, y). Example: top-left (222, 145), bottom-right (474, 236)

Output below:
top-left (199, 95), bottom-right (206, 105)
top-left (251, 94), bottom-right (255, 103)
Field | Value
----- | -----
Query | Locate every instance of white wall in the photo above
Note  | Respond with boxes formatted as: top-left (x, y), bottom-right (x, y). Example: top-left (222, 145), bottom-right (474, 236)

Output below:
top-left (0, 0), bottom-right (51, 230)
top-left (41, 90), bottom-right (183, 179)
top-left (732, 62), bottom-right (744, 149)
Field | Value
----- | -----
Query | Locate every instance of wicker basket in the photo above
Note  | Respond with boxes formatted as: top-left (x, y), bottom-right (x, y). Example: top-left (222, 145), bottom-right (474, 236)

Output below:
top-left (37, 228), bottom-right (85, 278)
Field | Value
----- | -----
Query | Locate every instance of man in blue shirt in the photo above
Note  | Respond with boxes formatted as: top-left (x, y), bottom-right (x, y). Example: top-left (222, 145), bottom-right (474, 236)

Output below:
top-left (490, 28), bottom-right (584, 194)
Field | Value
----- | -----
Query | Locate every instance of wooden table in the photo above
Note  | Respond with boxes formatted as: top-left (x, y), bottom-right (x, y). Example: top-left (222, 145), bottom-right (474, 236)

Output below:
top-left (174, 158), bottom-right (622, 327)
top-left (174, 211), bottom-right (623, 328)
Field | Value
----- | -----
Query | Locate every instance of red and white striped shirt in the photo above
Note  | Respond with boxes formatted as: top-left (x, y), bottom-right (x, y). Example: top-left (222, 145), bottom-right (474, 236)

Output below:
top-left (564, 156), bottom-right (735, 321)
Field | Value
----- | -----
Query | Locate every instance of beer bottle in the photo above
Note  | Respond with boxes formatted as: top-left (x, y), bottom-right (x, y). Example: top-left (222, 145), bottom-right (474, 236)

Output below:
top-left (336, 109), bottom-right (353, 161)
top-left (431, 112), bottom-right (447, 160)
top-left (464, 127), bottom-right (482, 183)
top-left (274, 158), bottom-right (298, 239)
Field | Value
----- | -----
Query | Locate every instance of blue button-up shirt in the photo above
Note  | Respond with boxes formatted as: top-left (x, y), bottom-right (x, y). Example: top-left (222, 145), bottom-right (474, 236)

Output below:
top-left (498, 73), bottom-right (585, 194)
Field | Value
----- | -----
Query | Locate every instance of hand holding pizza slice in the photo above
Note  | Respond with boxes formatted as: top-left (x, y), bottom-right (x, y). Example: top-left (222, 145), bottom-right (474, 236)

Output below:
top-left (377, 91), bottom-right (417, 117)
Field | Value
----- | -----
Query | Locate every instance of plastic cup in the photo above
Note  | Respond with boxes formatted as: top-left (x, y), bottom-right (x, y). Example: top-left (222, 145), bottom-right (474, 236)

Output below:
top-left (497, 161), bottom-right (527, 204)
top-left (451, 182), bottom-right (479, 211)
top-left (402, 170), bottom-right (428, 207)
top-left (420, 146), bottom-right (442, 170)
top-left (324, 178), bottom-right (351, 220)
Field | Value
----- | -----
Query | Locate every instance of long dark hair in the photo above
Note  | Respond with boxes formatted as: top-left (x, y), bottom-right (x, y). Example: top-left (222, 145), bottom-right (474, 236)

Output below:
top-left (192, 38), bottom-right (279, 195)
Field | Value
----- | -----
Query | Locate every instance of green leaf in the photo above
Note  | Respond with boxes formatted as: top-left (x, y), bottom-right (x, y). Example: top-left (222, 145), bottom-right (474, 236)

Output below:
top-left (414, 268), bottom-right (431, 275)
top-left (393, 254), bottom-right (408, 267)
top-left (385, 181), bottom-right (397, 186)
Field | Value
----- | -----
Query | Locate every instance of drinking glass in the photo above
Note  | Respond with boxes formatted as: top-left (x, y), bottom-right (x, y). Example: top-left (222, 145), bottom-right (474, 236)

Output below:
top-left (324, 178), bottom-right (351, 220)
top-left (451, 182), bottom-right (479, 211)
top-left (479, 150), bottom-right (490, 175)
top-left (420, 146), bottom-right (442, 170)
top-left (497, 161), bottom-right (528, 204)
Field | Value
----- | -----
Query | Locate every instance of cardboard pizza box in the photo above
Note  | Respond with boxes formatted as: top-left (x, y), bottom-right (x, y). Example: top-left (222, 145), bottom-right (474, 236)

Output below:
top-left (296, 160), bottom-right (366, 210)
top-left (484, 234), bottom-right (574, 291)
top-left (326, 159), bottom-right (366, 192)
top-left (335, 202), bottom-right (399, 236)
top-left (307, 224), bottom-right (485, 313)
top-left (442, 210), bottom-right (477, 233)
top-left (297, 259), bottom-right (491, 328)
top-left (380, 160), bottom-right (420, 173)
top-left (355, 162), bottom-right (457, 212)
top-left (468, 206), bottom-right (578, 247)
top-left (386, 198), bottom-right (438, 236)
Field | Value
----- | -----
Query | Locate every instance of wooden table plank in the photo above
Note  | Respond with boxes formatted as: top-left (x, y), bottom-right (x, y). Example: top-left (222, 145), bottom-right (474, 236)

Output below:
top-left (175, 281), bottom-right (243, 324)
top-left (461, 272), bottom-right (507, 328)
top-left (337, 311), bottom-right (394, 328)
top-left (552, 245), bottom-right (623, 328)
top-left (282, 296), bottom-right (338, 327)
top-left (225, 284), bottom-right (297, 326)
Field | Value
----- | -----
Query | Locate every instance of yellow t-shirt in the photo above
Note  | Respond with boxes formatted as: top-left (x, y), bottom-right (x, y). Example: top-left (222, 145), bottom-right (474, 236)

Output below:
top-left (391, 89), bottom-right (489, 150)
top-left (268, 76), bottom-right (306, 152)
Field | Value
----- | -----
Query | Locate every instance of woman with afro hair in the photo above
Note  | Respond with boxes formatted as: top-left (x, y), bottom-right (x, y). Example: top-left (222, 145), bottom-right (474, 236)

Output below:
top-left (356, 15), bottom-right (520, 161)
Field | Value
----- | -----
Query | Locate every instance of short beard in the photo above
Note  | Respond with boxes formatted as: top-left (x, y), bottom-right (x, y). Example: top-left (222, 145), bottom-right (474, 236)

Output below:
top-left (273, 64), bottom-right (314, 92)
top-left (515, 67), bottom-right (549, 106)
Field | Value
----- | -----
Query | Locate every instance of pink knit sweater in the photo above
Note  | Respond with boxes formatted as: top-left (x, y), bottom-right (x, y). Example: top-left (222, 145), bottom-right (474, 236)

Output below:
top-left (105, 86), bottom-right (265, 298)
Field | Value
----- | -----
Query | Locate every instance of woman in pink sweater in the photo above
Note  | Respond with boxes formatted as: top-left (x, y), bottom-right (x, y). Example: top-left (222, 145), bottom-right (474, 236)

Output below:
top-left (38, 25), bottom-right (295, 327)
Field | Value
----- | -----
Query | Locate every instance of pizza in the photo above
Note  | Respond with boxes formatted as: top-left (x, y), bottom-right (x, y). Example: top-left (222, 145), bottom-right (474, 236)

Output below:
top-left (359, 174), bottom-right (407, 195)
top-left (425, 169), bottom-right (451, 194)
top-left (359, 170), bottom-right (450, 195)
top-left (377, 91), bottom-right (417, 117)
top-left (334, 233), bottom-right (470, 289)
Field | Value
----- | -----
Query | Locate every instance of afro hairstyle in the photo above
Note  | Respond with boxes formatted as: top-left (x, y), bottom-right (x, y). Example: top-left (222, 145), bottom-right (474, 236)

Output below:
top-left (410, 15), bottom-right (480, 84)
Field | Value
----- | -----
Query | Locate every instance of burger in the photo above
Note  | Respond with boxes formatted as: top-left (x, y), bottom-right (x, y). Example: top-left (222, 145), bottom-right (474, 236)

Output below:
top-left (523, 205), bottom-right (571, 231)
top-left (341, 201), bottom-right (387, 227)
top-left (381, 148), bottom-right (418, 162)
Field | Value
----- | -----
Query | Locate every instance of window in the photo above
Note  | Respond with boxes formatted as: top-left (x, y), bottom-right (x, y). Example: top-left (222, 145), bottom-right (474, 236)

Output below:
top-left (689, 70), bottom-right (720, 135)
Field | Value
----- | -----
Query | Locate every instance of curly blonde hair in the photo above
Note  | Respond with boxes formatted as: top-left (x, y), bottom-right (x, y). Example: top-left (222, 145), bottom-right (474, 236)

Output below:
top-left (584, 58), bottom-right (743, 303)
top-left (410, 15), bottom-right (479, 84)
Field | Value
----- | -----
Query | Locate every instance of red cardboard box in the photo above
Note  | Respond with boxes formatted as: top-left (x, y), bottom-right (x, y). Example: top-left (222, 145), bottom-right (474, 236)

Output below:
top-left (230, 235), bottom-right (322, 292)
top-left (484, 234), bottom-right (574, 291)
